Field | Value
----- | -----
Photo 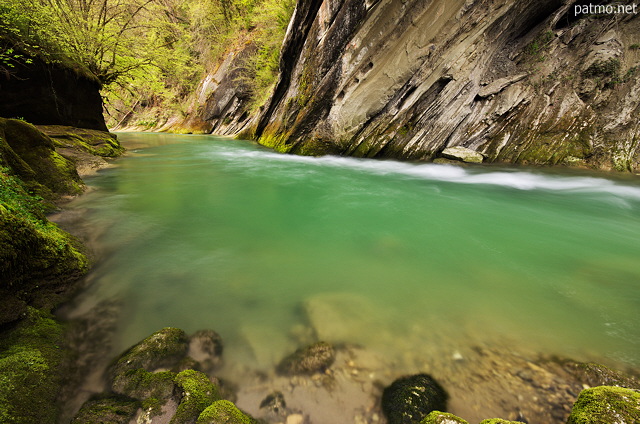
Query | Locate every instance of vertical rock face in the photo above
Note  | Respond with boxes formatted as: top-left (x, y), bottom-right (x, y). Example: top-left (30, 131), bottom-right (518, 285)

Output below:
top-left (170, 42), bottom-right (258, 135)
top-left (251, 0), bottom-right (640, 171)
top-left (0, 46), bottom-right (108, 131)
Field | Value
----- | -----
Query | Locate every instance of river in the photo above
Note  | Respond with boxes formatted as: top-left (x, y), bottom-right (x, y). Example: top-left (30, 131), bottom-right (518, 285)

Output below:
top-left (61, 132), bottom-right (640, 420)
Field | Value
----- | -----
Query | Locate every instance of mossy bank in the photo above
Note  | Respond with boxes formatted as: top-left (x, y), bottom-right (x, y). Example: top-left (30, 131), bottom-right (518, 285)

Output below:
top-left (0, 117), bottom-right (123, 423)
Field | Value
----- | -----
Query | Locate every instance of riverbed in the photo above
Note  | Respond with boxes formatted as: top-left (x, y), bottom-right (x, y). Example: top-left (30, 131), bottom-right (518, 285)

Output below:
top-left (60, 132), bottom-right (640, 422)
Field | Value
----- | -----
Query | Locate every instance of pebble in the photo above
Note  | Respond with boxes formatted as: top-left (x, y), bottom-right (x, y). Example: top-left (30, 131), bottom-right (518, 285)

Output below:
top-left (286, 414), bottom-right (304, 424)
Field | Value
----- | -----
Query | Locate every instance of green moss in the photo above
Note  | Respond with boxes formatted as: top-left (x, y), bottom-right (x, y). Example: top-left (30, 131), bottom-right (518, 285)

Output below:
top-left (257, 131), bottom-right (294, 153)
top-left (197, 400), bottom-right (257, 424)
top-left (108, 328), bottom-right (189, 381)
top-left (0, 119), bottom-right (84, 200)
top-left (479, 420), bottom-right (525, 424)
top-left (567, 386), bottom-right (640, 424)
top-left (38, 125), bottom-right (124, 158)
top-left (0, 307), bottom-right (67, 424)
top-left (112, 369), bottom-right (176, 403)
top-left (420, 411), bottom-right (469, 424)
top-left (0, 169), bottom-right (88, 305)
top-left (171, 369), bottom-right (221, 424)
top-left (71, 395), bottom-right (141, 424)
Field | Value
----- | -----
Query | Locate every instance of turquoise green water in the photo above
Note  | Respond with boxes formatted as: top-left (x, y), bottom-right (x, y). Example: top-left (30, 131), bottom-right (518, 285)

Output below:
top-left (67, 132), bottom-right (640, 372)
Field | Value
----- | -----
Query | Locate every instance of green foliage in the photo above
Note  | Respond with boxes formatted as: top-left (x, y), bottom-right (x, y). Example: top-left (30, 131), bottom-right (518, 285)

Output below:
top-left (525, 30), bottom-right (554, 62)
top-left (1, 0), bottom-right (296, 127)
top-left (583, 58), bottom-right (622, 88)
top-left (629, 43), bottom-right (640, 50)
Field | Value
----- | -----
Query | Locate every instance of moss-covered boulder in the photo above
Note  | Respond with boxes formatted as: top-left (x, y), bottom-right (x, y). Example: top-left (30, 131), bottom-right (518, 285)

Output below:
top-left (0, 118), bottom-right (83, 200)
top-left (171, 369), bottom-right (221, 424)
top-left (0, 308), bottom-right (68, 424)
top-left (197, 400), bottom-right (257, 424)
top-left (277, 341), bottom-right (335, 375)
top-left (107, 328), bottom-right (189, 382)
top-left (70, 394), bottom-right (140, 424)
top-left (0, 171), bottom-right (88, 324)
top-left (479, 419), bottom-right (525, 424)
top-left (381, 374), bottom-right (448, 424)
top-left (112, 369), bottom-right (176, 400)
top-left (421, 411), bottom-right (469, 423)
top-left (567, 386), bottom-right (640, 424)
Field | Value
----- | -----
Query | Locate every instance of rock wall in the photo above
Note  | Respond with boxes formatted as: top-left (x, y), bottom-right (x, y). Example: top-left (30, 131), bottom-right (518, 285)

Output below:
top-left (167, 42), bottom-right (258, 135)
top-left (248, 0), bottom-right (640, 172)
top-left (0, 44), bottom-right (108, 132)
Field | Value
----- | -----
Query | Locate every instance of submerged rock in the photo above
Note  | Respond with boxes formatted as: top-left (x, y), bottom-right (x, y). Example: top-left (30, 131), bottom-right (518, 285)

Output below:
top-left (567, 386), bottom-right (640, 424)
top-left (188, 329), bottom-right (224, 373)
top-left (277, 341), bottom-right (335, 375)
top-left (381, 374), bottom-right (448, 424)
top-left (440, 147), bottom-right (484, 164)
top-left (564, 362), bottom-right (640, 389)
top-left (259, 391), bottom-right (287, 416)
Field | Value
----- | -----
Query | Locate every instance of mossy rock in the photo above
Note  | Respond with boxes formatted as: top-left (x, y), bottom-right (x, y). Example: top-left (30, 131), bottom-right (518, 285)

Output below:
top-left (567, 386), bottom-right (640, 424)
top-left (0, 308), bottom-right (68, 424)
top-left (277, 341), bottom-right (335, 375)
top-left (421, 410), bottom-right (469, 423)
top-left (0, 118), bottom-right (83, 200)
top-left (70, 394), bottom-right (140, 424)
top-left (197, 400), bottom-right (257, 424)
top-left (170, 369), bottom-right (221, 424)
top-left (479, 419), bottom-right (525, 424)
top-left (381, 374), bottom-right (448, 424)
top-left (108, 328), bottom-right (189, 382)
top-left (112, 368), bottom-right (176, 401)
top-left (0, 171), bottom-right (88, 321)
top-left (38, 125), bottom-right (124, 158)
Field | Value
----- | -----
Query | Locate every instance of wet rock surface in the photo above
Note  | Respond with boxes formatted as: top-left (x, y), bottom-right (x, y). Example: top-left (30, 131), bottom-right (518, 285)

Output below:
top-left (381, 374), bottom-right (448, 424)
top-left (250, 0), bottom-right (640, 172)
top-left (277, 341), bottom-right (336, 376)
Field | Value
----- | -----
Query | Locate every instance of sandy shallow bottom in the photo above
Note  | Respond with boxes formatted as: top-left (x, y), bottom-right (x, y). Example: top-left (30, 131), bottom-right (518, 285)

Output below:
top-left (57, 287), bottom-right (618, 424)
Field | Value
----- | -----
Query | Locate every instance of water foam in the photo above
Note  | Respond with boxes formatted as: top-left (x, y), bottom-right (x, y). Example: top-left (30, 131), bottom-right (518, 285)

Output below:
top-left (207, 146), bottom-right (640, 200)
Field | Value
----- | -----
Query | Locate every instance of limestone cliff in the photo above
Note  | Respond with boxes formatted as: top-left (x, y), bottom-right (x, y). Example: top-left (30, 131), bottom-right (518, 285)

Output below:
top-left (243, 0), bottom-right (640, 172)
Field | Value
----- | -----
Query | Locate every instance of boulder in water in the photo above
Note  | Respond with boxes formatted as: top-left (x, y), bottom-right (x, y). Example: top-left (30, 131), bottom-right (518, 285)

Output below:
top-left (171, 369), bottom-right (221, 424)
top-left (567, 386), bottom-right (640, 424)
top-left (277, 341), bottom-right (335, 375)
top-left (107, 327), bottom-right (189, 381)
top-left (381, 374), bottom-right (448, 424)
